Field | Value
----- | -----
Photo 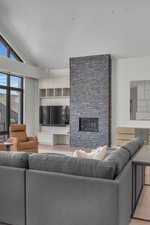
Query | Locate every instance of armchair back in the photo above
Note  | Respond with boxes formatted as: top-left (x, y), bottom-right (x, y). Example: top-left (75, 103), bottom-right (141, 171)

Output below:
top-left (9, 124), bottom-right (28, 142)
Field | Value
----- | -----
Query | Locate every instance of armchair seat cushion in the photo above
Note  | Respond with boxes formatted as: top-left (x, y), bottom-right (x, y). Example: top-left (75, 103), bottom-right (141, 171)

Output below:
top-left (19, 141), bottom-right (36, 150)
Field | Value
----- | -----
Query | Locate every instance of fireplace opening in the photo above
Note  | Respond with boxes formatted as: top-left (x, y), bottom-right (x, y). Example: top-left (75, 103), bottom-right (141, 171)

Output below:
top-left (79, 118), bottom-right (99, 132)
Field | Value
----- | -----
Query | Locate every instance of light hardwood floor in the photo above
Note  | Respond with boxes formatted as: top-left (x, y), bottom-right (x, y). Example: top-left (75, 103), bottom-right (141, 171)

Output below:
top-left (129, 220), bottom-right (150, 225)
top-left (39, 145), bottom-right (150, 225)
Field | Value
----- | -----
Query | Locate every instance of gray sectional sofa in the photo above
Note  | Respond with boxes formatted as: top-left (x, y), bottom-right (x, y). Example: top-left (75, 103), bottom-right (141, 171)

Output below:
top-left (0, 138), bottom-right (144, 225)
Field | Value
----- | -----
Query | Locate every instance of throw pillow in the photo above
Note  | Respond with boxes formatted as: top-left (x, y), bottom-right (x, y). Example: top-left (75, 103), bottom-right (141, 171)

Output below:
top-left (73, 145), bottom-right (108, 160)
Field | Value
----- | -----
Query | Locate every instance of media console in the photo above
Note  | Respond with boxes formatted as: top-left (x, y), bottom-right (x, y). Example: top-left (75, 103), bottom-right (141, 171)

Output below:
top-left (38, 126), bottom-right (70, 145)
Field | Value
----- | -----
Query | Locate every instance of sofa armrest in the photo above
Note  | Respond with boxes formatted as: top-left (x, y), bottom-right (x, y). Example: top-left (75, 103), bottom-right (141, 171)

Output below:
top-left (116, 160), bottom-right (132, 225)
top-left (0, 166), bottom-right (26, 225)
top-left (27, 136), bottom-right (38, 142)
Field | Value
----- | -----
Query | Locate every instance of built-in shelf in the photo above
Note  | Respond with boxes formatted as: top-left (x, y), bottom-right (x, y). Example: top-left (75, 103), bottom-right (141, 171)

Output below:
top-left (38, 126), bottom-right (70, 145)
top-left (63, 88), bottom-right (70, 96)
top-left (40, 88), bottom-right (70, 98)
top-left (40, 89), bottom-right (46, 97)
top-left (40, 96), bottom-right (70, 99)
top-left (47, 88), bottom-right (54, 97)
top-left (55, 88), bottom-right (62, 96)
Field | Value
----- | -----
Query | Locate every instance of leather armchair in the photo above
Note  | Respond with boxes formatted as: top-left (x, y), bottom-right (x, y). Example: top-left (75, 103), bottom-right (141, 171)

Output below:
top-left (9, 124), bottom-right (38, 153)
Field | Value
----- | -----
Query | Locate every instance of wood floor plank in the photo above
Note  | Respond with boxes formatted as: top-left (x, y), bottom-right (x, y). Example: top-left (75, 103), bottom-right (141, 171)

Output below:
top-left (129, 219), bottom-right (150, 225)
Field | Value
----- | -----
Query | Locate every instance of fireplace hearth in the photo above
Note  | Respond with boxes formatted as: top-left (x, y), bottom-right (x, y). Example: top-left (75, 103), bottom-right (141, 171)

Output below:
top-left (79, 118), bottom-right (99, 132)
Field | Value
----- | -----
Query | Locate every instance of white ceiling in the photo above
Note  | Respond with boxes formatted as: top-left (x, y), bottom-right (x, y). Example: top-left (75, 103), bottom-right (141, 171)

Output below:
top-left (0, 0), bottom-right (150, 70)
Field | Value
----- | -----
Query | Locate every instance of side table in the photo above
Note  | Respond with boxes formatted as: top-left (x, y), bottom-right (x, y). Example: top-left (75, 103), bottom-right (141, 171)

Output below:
top-left (3, 142), bottom-right (13, 151)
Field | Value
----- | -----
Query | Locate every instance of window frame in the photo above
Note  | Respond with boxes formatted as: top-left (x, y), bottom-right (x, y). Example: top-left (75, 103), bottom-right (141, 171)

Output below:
top-left (0, 35), bottom-right (23, 62)
top-left (0, 73), bottom-right (23, 137)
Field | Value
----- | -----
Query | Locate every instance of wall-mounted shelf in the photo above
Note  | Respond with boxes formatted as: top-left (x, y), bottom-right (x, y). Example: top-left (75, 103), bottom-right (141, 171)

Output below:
top-left (38, 126), bottom-right (70, 145)
top-left (40, 88), bottom-right (70, 98)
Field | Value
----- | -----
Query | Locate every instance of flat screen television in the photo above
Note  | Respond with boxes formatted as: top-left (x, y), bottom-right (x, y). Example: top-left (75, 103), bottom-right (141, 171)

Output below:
top-left (40, 105), bottom-right (70, 126)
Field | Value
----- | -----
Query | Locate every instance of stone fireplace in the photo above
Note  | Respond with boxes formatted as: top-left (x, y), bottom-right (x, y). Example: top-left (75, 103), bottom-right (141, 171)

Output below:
top-left (70, 54), bottom-right (111, 148)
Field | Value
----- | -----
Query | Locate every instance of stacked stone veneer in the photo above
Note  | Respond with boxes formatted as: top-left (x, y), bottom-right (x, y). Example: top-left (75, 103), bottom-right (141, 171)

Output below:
top-left (70, 55), bottom-right (111, 148)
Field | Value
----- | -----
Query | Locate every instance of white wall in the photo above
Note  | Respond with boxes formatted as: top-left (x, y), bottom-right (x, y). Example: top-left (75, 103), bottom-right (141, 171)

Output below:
top-left (39, 68), bottom-right (70, 106)
top-left (115, 56), bottom-right (150, 130)
top-left (0, 56), bottom-right (49, 79)
top-left (39, 68), bottom-right (69, 88)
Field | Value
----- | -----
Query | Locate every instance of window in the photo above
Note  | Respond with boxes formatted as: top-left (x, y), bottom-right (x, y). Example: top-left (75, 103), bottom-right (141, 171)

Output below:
top-left (0, 42), bottom-right (7, 56)
top-left (0, 73), bottom-right (23, 140)
top-left (0, 89), bottom-right (7, 133)
top-left (0, 35), bottom-right (23, 62)
top-left (130, 81), bottom-right (150, 120)
top-left (9, 53), bottom-right (17, 60)
top-left (0, 73), bottom-right (7, 86)
top-left (10, 90), bottom-right (22, 124)
top-left (10, 75), bottom-right (22, 88)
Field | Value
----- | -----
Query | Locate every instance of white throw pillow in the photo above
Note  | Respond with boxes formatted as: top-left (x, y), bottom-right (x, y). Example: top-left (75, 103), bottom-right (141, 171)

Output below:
top-left (73, 149), bottom-right (96, 158)
top-left (92, 145), bottom-right (108, 160)
top-left (73, 145), bottom-right (107, 160)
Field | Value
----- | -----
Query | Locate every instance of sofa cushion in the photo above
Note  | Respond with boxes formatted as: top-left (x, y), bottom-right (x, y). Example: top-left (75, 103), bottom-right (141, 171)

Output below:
top-left (29, 154), bottom-right (117, 179)
top-left (0, 151), bottom-right (29, 168)
top-left (104, 147), bottom-right (130, 176)
top-left (122, 137), bottom-right (144, 158)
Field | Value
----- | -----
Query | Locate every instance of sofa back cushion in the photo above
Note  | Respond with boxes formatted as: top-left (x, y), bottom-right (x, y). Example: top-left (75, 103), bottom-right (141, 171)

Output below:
top-left (122, 137), bottom-right (144, 158)
top-left (0, 151), bottom-right (29, 168)
top-left (104, 147), bottom-right (130, 176)
top-left (29, 153), bottom-right (117, 179)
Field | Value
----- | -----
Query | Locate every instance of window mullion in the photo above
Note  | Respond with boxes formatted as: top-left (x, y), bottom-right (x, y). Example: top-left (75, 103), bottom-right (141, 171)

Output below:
top-left (7, 47), bottom-right (10, 58)
top-left (7, 75), bottom-right (10, 136)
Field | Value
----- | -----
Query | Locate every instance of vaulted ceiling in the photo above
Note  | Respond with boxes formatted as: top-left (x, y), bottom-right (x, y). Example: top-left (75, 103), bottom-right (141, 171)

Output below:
top-left (0, 0), bottom-right (150, 69)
